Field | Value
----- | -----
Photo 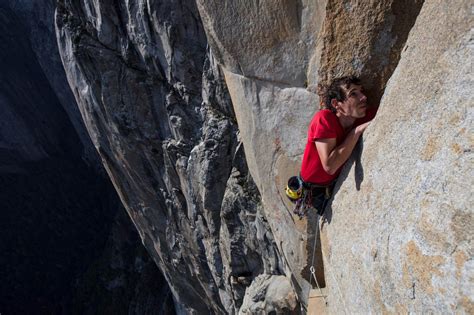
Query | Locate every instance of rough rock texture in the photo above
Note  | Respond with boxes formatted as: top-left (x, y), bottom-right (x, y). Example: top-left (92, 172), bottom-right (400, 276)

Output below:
top-left (54, 0), bottom-right (472, 313)
top-left (197, 0), bottom-right (326, 86)
top-left (56, 0), bottom-right (284, 313)
top-left (239, 275), bottom-right (297, 315)
top-left (314, 0), bottom-right (424, 103)
top-left (197, 0), bottom-right (424, 308)
top-left (321, 0), bottom-right (473, 313)
top-left (0, 2), bottom-right (171, 313)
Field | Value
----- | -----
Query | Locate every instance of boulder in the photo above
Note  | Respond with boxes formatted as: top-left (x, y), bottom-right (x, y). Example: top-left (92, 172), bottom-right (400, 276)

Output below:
top-left (239, 274), bottom-right (297, 315)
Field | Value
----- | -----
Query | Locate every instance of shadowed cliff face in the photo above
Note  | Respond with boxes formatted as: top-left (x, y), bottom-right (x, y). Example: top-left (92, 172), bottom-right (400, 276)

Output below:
top-left (8, 0), bottom-right (102, 167)
top-left (0, 3), bottom-right (172, 314)
top-left (0, 4), bottom-right (78, 162)
top-left (55, 0), bottom-right (286, 313)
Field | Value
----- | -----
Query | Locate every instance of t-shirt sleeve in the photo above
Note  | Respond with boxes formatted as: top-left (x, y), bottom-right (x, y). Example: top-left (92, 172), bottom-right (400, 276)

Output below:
top-left (310, 111), bottom-right (338, 141)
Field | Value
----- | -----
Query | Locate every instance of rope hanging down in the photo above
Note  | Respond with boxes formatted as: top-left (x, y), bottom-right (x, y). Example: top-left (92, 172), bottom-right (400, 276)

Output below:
top-left (309, 214), bottom-right (350, 315)
top-left (309, 214), bottom-right (327, 305)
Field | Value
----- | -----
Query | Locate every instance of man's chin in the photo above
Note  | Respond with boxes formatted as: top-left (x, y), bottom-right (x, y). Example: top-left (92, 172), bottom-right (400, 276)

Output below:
top-left (358, 107), bottom-right (368, 117)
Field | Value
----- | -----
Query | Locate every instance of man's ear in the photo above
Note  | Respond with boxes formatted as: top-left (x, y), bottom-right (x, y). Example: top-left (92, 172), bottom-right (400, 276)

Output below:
top-left (331, 99), bottom-right (339, 110)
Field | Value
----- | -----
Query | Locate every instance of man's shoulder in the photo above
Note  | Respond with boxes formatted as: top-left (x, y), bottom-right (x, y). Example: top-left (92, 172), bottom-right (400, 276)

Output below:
top-left (308, 109), bottom-right (340, 139)
top-left (309, 109), bottom-right (339, 137)
top-left (311, 109), bottom-right (338, 126)
top-left (312, 109), bottom-right (336, 120)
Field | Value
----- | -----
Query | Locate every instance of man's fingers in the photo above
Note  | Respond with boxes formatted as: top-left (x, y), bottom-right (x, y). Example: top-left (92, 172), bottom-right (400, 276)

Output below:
top-left (356, 121), bottom-right (371, 134)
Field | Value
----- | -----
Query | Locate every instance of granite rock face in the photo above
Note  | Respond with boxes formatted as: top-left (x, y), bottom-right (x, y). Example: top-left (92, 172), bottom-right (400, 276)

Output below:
top-left (197, 0), bottom-right (425, 308)
top-left (322, 0), bottom-right (473, 313)
top-left (314, 0), bottom-right (424, 103)
top-left (197, 0), bottom-right (326, 87)
top-left (55, 0), bottom-right (472, 313)
top-left (56, 0), bottom-right (283, 313)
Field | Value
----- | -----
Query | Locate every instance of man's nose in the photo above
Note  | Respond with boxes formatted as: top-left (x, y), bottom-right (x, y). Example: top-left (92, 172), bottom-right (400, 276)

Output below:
top-left (360, 93), bottom-right (367, 102)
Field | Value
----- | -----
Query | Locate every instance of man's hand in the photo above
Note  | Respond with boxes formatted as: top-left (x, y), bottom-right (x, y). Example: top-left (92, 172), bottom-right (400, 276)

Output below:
top-left (355, 121), bottom-right (371, 135)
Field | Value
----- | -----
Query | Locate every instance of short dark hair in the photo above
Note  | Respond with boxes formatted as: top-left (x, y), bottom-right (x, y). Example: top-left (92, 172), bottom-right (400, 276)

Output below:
top-left (318, 76), bottom-right (362, 112)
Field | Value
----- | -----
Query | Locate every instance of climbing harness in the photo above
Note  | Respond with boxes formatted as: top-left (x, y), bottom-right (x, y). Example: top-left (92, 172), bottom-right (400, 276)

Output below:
top-left (285, 175), bottom-right (313, 219)
top-left (293, 188), bottom-right (313, 219)
top-left (285, 175), bottom-right (333, 219)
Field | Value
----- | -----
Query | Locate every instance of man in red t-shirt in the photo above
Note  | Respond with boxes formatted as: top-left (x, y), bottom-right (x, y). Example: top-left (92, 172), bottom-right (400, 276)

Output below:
top-left (300, 76), bottom-right (377, 214)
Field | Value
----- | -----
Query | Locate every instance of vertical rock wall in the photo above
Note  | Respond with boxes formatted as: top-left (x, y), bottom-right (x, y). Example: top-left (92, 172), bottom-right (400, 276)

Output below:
top-left (55, 0), bottom-right (286, 313)
top-left (322, 0), bottom-right (473, 312)
top-left (313, 0), bottom-right (424, 103)
top-left (197, 1), bottom-right (328, 304)
top-left (54, 0), bottom-right (472, 313)
top-left (197, 0), bottom-right (424, 309)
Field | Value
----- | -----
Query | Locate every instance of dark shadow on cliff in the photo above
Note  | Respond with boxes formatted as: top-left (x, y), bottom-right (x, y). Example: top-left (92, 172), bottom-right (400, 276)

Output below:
top-left (321, 138), bottom-right (365, 228)
top-left (354, 139), bottom-right (364, 191)
top-left (0, 4), bottom-right (174, 314)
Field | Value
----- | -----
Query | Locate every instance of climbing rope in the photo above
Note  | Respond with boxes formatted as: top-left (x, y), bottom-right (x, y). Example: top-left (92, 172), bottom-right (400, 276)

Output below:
top-left (310, 211), bottom-right (350, 315)
top-left (309, 213), bottom-right (328, 306)
top-left (288, 178), bottom-right (351, 313)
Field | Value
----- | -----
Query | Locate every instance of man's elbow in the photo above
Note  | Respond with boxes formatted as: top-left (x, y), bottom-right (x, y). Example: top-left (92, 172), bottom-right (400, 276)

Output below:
top-left (322, 163), bottom-right (337, 175)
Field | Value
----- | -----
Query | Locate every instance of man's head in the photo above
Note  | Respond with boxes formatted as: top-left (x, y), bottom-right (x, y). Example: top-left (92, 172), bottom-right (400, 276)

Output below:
top-left (320, 76), bottom-right (368, 119)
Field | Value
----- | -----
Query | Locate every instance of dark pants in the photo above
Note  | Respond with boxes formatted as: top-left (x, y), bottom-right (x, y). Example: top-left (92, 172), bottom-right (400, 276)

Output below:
top-left (308, 184), bottom-right (334, 216)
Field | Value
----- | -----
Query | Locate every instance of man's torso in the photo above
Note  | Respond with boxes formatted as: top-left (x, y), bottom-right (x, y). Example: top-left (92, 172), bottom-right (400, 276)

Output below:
top-left (300, 107), bottom-right (377, 185)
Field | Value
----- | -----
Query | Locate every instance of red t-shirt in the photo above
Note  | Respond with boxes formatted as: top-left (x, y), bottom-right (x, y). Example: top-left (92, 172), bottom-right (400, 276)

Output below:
top-left (300, 107), bottom-right (377, 185)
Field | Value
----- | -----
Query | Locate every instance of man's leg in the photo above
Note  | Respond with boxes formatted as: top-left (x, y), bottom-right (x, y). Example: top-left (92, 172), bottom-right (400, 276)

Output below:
top-left (311, 184), bottom-right (334, 216)
top-left (311, 188), bottom-right (327, 216)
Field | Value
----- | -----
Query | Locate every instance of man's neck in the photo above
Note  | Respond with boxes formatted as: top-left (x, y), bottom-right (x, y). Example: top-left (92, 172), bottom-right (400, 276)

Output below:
top-left (336, 114), bottom-right (356, 130)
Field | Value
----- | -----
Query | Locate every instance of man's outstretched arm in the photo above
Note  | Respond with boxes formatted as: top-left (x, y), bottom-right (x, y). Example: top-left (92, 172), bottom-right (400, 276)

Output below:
top-left (315, 121), bottom-right (370, 175)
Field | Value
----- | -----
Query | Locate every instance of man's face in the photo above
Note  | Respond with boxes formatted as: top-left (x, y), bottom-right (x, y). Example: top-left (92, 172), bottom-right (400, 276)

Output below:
top-left (337, 84), bottom-right (368, 119)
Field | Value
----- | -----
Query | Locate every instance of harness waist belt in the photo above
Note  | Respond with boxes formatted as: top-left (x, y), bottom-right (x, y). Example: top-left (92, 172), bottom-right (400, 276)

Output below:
top-left (299, 175), bottom-right (333, 190)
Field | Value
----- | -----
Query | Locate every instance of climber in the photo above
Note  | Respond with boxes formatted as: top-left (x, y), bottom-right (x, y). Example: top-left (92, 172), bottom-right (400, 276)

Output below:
top-left (299, 76), bottom-right (378, 215)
